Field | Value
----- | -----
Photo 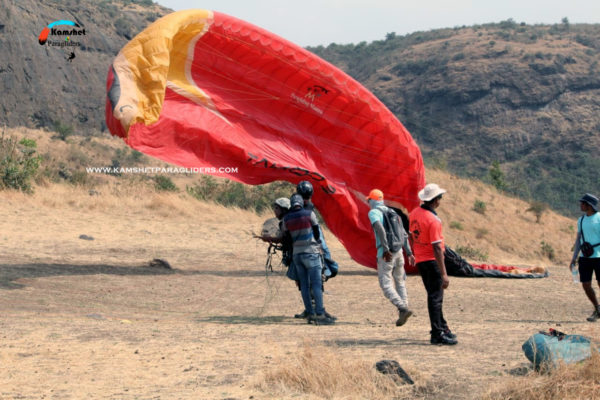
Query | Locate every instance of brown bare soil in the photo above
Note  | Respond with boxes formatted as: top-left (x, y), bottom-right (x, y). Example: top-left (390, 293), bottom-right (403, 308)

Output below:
top-left (1, 129), bottom-right (599, 399)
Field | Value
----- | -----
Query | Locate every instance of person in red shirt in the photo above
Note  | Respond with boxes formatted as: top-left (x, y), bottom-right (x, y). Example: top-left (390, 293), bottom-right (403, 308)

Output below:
top-left (409, 183), bottom-right (457, 345)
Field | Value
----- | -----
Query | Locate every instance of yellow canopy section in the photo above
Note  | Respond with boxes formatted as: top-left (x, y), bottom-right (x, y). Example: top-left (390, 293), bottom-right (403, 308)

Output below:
top-left (111, 10), bottom-right (214, 134)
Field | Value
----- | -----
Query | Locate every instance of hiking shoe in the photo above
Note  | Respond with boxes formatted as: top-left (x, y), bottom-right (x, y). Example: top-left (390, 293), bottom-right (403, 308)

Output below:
top-left (431, 333), bottom-right (458, 345)
top-left (294, 310), bottom-right (310, 319)
top-left (324, 310), bottom-right (338, 321)
top-left (444, 329), bottom-right (457, 339)
top-left (308, 314), bottom-right (336, 325)
top-left (587, 310), bottom-right (599, 322)
top-left (396, 309), bottom-right (413, 327)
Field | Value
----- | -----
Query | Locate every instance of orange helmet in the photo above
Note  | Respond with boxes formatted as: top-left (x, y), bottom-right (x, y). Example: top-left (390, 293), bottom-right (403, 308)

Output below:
top-left (367, 189), bottom-right (384, 201)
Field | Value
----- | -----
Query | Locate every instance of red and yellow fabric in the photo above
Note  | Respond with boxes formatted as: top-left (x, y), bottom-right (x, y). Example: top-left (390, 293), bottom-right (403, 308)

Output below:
top-left (105, 9), bottom-right (425, 269)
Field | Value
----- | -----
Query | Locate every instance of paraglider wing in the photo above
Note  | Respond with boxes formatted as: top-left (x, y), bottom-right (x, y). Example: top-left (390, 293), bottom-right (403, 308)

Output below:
top-left (105, 10), bottom-right (425, 269)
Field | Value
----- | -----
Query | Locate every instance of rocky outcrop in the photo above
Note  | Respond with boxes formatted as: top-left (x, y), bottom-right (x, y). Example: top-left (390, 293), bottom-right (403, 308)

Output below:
top-left (0, 0), bottom-right (169, 132)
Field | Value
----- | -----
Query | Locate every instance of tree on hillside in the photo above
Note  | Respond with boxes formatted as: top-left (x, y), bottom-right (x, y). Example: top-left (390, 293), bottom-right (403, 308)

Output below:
top-left (527, 201), bottom-right (548, 223)
top-left (489, 161), bottom-right (507, 191)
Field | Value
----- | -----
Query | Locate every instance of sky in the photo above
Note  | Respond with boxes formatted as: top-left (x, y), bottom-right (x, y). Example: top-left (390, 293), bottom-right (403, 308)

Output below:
top-left (155, 0), bottom-right (600, 47)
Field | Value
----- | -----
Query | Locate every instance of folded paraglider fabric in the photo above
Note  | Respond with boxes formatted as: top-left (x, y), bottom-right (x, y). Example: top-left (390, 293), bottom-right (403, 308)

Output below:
top-left (522, 332), bottom-right (595, 369)
top-left (443, 246), bottom-right (548, 278)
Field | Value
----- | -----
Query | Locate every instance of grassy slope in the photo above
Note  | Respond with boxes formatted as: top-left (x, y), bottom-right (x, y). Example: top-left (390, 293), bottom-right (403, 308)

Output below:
top-left (8, 126), bottom-right (574, 268)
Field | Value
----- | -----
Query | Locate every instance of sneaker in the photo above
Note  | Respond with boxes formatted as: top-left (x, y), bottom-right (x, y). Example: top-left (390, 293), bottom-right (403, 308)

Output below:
top-left (587, 310), bottom-right (599, 322)
top-left (294, 310), bottom-right (309, 319)
top-left (431, 333), bottom-right (458, 345)
top-left (308, 314), bottom-right (336, 325)
top-left (396, 309), bottom-right (413, 327)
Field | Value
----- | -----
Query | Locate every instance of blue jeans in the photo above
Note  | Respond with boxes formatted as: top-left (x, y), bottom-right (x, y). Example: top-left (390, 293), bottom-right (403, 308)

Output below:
top-left (294, 252), bottom-right (324, 315)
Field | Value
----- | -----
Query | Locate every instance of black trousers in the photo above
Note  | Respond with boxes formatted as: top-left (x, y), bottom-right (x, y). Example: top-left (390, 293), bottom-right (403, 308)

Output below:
top-left (417, 260), bottom-right (448, 337)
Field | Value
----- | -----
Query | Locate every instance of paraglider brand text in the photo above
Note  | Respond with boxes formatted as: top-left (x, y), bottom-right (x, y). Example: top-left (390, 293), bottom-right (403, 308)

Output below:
top-left (247, 153), bottom-right (335, 194)
top-left (291, 93), bottom-right (324, 115)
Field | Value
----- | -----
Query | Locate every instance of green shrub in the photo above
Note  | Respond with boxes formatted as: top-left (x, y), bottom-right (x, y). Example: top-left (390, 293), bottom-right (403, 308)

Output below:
top-left (475, 228), bottom-right (489, 238)
top-left (187, 178), bottom-right (294, 213)
top-left (114, 17), bottom-right (132, 38)
top-left (473, 199), bottom-right (487, 215)
top-left (489, 161), bottom-right (507, 191)
top-left (52, 120), bottom-right (74, 141)
top-left (69, 170), bottom-right (90, 186)
top-left (19, 138), bottom-right (37, 148)
top-left (526, 201), bottom-right (548, 223)
top-left (186, 175), bottom-right (218, 201)
top-left (154, 175), bottom-right (178, 192)
top-left (131, 150), bottom-right (144, 162)
top-left (450, 221), bottom-right (464, 230)
top-left (455, 245), bottom-right (489, 261)
top-left (540, 241), bottom-right (555, 261)
top-left (0, 134), bottom-right (41, 192)
top-left (452, 53), bottom-right (465, 61)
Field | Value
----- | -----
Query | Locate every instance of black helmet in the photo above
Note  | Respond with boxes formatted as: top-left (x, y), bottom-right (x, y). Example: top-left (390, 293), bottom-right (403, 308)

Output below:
top-left (296, 180), bottom-right (313, 200)
top-left (290, 193), bottom-right (304, 210)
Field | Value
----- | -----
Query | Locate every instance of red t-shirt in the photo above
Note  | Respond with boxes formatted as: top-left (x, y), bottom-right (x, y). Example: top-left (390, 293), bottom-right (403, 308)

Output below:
top-left (409, 206), bottom-right (445, 264)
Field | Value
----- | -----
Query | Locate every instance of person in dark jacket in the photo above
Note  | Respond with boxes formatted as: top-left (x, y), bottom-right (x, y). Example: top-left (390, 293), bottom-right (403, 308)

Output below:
top-left (282, 194), bottom-right (335, 325)
top-left (296, 180), bottom-right (339, 278)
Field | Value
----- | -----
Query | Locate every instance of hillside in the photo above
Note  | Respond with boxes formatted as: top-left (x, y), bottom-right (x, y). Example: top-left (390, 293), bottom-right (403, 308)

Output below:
top-left (2, 126), bottom-right (577, 267)
top-left (1, 2), bottom-right (598, 213)
top-left (308, 20), bottom-right (600, 214)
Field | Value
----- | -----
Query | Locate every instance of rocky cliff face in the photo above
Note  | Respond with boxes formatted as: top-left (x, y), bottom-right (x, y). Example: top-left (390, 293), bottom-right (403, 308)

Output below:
top-left (0, 0), bottom-right (169, 132)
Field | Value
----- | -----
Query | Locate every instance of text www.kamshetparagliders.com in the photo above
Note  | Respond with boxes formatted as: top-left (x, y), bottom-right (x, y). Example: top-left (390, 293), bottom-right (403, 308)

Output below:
top-left (85, 166), bottom-right (239, 174)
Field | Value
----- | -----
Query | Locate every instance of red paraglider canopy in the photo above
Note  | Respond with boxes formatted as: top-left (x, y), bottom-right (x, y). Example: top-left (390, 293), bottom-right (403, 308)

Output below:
top-left (105, 9), bottom-right (425, 269)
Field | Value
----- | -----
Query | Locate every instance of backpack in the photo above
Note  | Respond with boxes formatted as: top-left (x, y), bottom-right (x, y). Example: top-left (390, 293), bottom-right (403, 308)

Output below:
top-left (378, 206), bottom-right (407, 253)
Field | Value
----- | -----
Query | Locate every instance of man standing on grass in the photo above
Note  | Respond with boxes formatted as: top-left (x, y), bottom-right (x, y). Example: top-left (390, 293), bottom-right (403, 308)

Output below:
top-left (569, 193), bottom-right (600, 322)
top-left (409, 183), bottom-right (457, 345)
top-left (367, 189), bottom-right (414, 326)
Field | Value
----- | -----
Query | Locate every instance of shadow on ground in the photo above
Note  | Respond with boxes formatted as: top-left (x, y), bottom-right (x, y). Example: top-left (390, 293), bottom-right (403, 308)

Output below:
top-left (0, 262), bottom-right (175, 290)
top-left (330, 338), bottom-right (432, 347)
top-left (197, 315), bottom-right (362, 326)
top-left (197, 315), bottom-right (296, 325)
top-left (0, 261), bottom-right (313, 289)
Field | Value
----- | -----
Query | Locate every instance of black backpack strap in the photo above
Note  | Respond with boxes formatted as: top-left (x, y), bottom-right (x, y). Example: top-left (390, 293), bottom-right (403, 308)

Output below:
top-left (580, 217), bottom-right (600, 248)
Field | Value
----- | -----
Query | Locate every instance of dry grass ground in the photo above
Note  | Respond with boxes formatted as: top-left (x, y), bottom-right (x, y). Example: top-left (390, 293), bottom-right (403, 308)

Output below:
top-left (0, 128), bottom-right (599, 399)
top-left (483, 350), bottom-right (600, 400)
